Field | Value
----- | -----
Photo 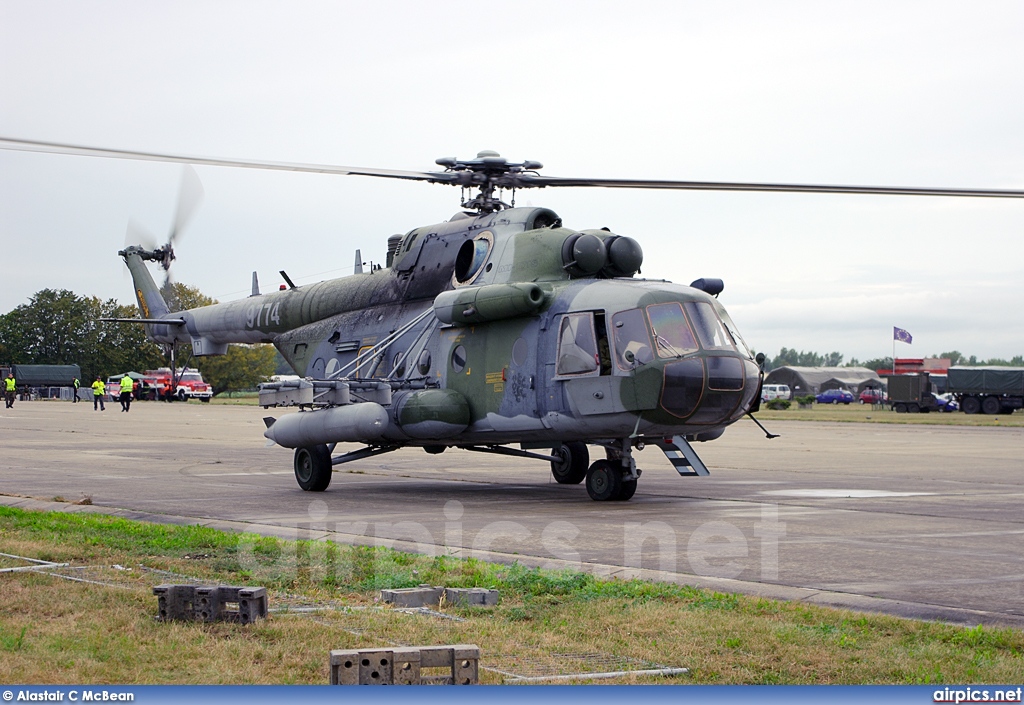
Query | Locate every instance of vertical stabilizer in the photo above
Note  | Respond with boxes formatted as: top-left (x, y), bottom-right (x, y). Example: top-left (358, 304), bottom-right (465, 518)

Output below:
top-left (120, 246), bottom-right (171, 320)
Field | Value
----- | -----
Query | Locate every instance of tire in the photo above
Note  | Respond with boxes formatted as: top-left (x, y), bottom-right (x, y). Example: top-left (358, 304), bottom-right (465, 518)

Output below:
top-left (832, 399), bottom-right (838, 405)
top-left (294, 444), bottom-right (332, 492)
top-left (177, 388), bottom-right (187, 402)
top-left (616, 478), bottom-right (637, 501)
top-left (909, 404), bottom-right (920, 413)
top-left (982, 396), bottom-right (1001, 415)
top-left (894, 403), bottom-right (907, 413)
top-left (586, 459), bottom-right (622, 501)
top-left (961, 396), bottom-right (980, 414)
top-left (551, 442), bottom-right (589, 484)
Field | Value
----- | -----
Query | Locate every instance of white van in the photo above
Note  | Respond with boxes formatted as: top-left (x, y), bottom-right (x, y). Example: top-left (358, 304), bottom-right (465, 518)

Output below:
top-left (761, 384), bottom-right (791, 401)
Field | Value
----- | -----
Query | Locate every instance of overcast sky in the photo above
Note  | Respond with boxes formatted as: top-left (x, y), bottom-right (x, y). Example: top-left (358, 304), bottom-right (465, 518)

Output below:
top-left (2, 1), bottom-right (1022, 363)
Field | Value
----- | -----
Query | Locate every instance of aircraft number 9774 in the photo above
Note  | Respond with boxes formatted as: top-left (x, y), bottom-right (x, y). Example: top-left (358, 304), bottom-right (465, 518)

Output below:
top-left (246, 303), bottom-right (281, 329)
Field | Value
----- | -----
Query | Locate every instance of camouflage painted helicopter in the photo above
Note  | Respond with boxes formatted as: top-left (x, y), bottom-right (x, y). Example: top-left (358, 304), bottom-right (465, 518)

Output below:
top-left (3, 137), bottom-right (1023, 501)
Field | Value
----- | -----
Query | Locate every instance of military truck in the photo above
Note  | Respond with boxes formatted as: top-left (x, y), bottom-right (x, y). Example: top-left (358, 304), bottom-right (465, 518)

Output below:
top-left (887, 373), bottom-right (940, 413)
top-left (947, 366), bottom-right (1024, 415)
top-left (10, 364), bottom-right (81, 387)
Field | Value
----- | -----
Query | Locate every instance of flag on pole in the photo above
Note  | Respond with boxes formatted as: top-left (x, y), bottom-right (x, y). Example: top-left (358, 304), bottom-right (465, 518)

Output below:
top-left (893, 327), bottom-right (913, 344)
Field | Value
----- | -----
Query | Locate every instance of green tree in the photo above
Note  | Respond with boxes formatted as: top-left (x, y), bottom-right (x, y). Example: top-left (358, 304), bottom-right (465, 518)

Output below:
top-left (939, 350), bottom-right (964, 366)
top-left (766, 348), bottom-right (843, 371)
top-left (0, 289), bottom-right (163, 381)
top-left (859, 357), bottom-right (892, 372)
top-left (198, 344), bottom-right (278, 394)
top-left (165, 282), bottom-right (276, 394)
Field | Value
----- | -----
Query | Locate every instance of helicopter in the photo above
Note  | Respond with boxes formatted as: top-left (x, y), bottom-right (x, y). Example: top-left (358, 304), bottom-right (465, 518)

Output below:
top-left (3, 136), bottom-right (1023, 501)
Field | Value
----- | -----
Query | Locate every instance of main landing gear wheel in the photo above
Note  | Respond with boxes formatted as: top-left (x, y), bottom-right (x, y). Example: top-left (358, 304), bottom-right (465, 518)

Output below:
top-left (551, 441), bottom-right (589, 484)
top-left (294, 444), bottom-right (332, 492)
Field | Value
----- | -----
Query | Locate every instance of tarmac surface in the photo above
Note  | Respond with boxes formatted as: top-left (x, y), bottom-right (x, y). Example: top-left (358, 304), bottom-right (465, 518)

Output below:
top-left (1, 400), bottom-right (1022, 627)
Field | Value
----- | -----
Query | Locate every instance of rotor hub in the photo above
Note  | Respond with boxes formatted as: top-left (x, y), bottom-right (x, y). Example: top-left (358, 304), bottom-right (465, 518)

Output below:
top-left (435, 152), bottom-right (543, 213)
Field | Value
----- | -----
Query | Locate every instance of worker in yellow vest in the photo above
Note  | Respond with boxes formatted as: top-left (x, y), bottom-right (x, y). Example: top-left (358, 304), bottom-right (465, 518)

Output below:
top-left (119, 374), bottom-right (135, 412)
top-left (4, 373), bottom-right (15, 408)
top-left (92, 376), bottom-right (106, 411)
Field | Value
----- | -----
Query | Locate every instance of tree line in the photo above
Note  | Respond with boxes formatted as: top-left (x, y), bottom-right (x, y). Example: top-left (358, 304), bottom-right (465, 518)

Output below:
top-left (762, 347), bottom-right (1024, 373)
top-left (0, 285), bottom-right (276, 395)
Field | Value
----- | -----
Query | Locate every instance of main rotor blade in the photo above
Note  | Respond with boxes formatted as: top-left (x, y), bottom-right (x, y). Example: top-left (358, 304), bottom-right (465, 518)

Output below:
top-left (5, 135), bottom-right (1023, 198)
top-left (0, 136), bottom-right (458, 184)
top-left (516, 174), bottom-right (1024, 199)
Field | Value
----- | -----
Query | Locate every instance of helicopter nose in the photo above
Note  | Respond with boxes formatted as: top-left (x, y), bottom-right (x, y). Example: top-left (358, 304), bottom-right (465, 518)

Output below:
top-left (661, 356), bottom-right (758, 424)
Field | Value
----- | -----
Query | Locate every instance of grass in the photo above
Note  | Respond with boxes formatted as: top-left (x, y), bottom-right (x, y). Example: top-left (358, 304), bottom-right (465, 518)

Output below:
top-left (1, 507), bottom-right (1022, 684)
top-left (756, 402), bottom-right (1024, 427)
top-left (210, 391), bottom-right (260, 406)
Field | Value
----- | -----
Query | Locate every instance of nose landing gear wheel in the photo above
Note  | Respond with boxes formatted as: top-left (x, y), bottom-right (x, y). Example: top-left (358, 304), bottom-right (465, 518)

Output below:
top-left (294, 444), bottom-right (332, 492)
top-left (586, 460), bottom-right (621, 500)
top-left (616, 478), bottom-right (637, 501)
top-left (551, 441), bottom-right (589, 484)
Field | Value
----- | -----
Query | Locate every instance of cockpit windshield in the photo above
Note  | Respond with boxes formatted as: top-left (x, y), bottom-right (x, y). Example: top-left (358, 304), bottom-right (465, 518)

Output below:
top-left (646, 302), bottom-right (698, 358)
top-left (683, 301), bottom-right (735, 350)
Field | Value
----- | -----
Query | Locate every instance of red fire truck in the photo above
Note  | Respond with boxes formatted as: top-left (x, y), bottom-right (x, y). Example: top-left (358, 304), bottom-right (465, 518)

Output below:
top-left (145, 367), bottom-right (213, 402)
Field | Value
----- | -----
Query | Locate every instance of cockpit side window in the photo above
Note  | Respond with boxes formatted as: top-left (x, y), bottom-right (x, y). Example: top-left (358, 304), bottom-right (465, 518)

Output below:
top-left (611, 308), bottom-right (654, 370)
top-left (715, 305), bottom-right (752, 358)
top-left (683, 301), bottom-right (735, 350)
top-left (646, 302), bottom-right (698, 358)
top-left (556, 313), bottom-right (600, 376)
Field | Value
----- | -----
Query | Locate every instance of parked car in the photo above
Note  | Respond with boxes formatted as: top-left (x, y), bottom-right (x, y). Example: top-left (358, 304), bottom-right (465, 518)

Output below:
top-left (761, 384), bottom-right (791, 402)
top-left (816, 388), bottom-right (854, 404)
top-left (934, 392), bottom-right (959, 412)
top-left (859, 388), bottom-right (885, 404)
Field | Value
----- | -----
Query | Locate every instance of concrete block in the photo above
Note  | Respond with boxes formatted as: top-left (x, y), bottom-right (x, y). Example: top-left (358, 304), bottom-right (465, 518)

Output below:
top-left (391, 647), bottom-right (422, 685)
top-left (453, 644), bottom-right (480, 685)
top-left (329, 644), bottom-right (479, 685)
top-left (153, 584), bottom-right (196, 621)
top-left (154, 584), bottom-right (266, 623)
top-left (196, 586), bottom-right (268, 623)
top-left (329, 650), bottom-right (360, 685)
top-left (379, 585), bottom-right (444, 607)
top-left (443, 587), bottom-right (499, 607)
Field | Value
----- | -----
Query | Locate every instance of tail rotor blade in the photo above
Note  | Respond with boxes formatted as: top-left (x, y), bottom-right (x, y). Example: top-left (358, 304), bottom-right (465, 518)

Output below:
top-left (125, 218), bottom-right (158, 250)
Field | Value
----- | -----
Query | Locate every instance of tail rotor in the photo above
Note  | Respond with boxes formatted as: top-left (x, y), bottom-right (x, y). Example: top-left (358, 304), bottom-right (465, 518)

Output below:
top-left (121, 165), bottom-right (205, 295)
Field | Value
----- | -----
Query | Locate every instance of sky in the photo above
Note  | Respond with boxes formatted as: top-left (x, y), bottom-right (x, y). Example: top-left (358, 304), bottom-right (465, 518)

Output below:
top-left (1, 1), bottom-right (1023, 363)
